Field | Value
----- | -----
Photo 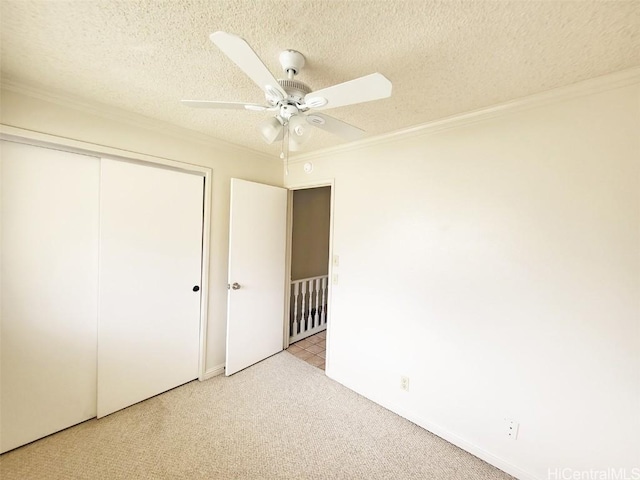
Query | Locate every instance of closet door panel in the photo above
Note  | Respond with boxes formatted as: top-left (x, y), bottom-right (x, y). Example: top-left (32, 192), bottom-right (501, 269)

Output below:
top-left (97, 159), bottom-right (203, 418)
top-left (0, 141), bottom-right (100, 453)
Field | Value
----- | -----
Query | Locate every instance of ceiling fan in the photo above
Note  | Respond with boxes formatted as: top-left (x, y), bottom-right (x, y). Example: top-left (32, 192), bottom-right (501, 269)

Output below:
top-left (182, 31), bottom-right (392, 154)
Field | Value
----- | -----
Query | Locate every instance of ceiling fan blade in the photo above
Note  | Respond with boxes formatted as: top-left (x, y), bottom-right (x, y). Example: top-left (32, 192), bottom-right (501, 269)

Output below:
top-left (305, 113), bottom-right (367, 141)
top-left (305, 73), bottom-right (392, 110)
top-left (181, 100), bottom-right (268, 111)
top-left (210, 31), bottom-right (287, 100)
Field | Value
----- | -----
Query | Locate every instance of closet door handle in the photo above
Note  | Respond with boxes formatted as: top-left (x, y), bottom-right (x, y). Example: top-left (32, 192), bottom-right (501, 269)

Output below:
top-left (192, 286), bottom-right (200, 292)
top-left (230, 282), bottom-right (241, 290)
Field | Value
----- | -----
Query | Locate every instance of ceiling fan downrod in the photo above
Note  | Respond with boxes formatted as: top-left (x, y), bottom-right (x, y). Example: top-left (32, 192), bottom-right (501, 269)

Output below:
top-left (279, 50), bottom-right (305, 79)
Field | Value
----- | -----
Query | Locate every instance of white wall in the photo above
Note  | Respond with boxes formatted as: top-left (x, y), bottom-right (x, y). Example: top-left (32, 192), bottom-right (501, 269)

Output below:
top-left (0, 87), bottom-right (283, 373)
top-left (286, 80), bottom-right (640, 479)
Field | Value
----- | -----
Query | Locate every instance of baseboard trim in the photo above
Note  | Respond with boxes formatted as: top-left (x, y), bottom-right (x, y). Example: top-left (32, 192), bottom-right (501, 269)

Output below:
top-left (328, 372), bottom-right (540, 480)
top-left (200, 364), bottom-right (225, 380)
top-left (396, 406), bottom-right (538, 480)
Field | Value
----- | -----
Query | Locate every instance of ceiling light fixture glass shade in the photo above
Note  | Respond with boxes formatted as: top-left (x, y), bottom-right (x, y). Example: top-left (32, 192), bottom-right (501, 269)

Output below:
top-left (288, 114), bottom-right (312, 151)
top-left (258, 117), bottom-right (284, 144)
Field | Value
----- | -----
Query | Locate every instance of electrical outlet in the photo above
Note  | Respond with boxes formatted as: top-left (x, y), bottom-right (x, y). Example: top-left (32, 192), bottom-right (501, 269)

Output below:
top-left (506, 419), bottom-right (519, 440)
top-left (332, 273), bottom-right (339, 285)
top-left (400, 375), bottom-right (410, 392)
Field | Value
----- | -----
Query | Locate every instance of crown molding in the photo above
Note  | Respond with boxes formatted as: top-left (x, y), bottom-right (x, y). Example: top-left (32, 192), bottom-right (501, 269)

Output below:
top-left (3, 66), bottom-right (638, 165)
top-left (0, 77), bottom-right (274, 161)
top-left (290, 66), bottom-right (640, 163)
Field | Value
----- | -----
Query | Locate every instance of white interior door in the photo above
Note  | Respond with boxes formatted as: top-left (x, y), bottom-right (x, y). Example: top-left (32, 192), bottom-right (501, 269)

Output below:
top-left (1, 141), bottom-right (100, 453)
top-left (97, 158), bottom-right (203, 417)
top-left (225, 179), bottom-right (287, 375)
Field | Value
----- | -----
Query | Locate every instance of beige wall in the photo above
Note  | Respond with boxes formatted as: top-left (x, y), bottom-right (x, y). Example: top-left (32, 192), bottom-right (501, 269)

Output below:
top-left (0, 87), bottom-right (283, 373)
top-left (291, 186), bottom-right (331, 280)
top-left (285, 80), bottom-right (640, 479)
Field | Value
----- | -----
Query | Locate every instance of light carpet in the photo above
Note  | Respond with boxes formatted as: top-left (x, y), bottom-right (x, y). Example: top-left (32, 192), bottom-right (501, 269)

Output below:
top-left (0, 352), bottom-right (513, 479)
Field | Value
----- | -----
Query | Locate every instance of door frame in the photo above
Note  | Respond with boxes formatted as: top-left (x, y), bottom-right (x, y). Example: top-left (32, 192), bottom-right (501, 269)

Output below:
top-left (0, 125), bottom-right (213, 382)
top-left (284, 179), bottom-right (335, 374)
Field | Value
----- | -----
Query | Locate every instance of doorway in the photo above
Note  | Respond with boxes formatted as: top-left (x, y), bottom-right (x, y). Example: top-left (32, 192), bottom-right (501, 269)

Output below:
top-left (224, 179), bottom-right (333, 376)
top-left (285, 185), bottom-right (332, 370)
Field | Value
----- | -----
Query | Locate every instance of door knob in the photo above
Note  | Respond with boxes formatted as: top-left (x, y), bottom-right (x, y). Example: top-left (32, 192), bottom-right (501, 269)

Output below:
top-left (231, 282), bottom-right (241, 290)
top-left (193, 286), bottom-right (200, 292)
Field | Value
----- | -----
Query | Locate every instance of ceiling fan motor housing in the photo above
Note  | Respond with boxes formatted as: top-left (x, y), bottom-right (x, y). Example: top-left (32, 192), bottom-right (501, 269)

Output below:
top-left (269, 79), bottom-right (312, 109)
top-left (279, 103), bottom-right (299, 120)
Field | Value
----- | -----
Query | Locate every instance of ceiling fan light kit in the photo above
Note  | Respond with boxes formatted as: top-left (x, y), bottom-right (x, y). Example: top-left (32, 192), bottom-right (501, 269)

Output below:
top-left (259, 117), bottom-right (284, 144)
top-left (182, 31), bottom-right (393, 168)
top-left (288, 115), bottom-right (313, 151)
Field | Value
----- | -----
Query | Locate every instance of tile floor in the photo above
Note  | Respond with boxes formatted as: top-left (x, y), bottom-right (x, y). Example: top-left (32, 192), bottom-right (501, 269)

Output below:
top-left (286, 330), bottom-right (326, 370)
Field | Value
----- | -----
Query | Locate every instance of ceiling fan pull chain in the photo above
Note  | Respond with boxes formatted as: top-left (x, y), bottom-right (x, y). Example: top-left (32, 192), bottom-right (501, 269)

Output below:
top-left (285, 123), bottom-right (290, 176)
top-left (280, 122), bottom-right (290, 176)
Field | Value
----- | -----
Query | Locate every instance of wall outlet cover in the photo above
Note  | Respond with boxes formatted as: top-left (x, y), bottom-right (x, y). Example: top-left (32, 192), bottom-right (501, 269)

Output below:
top-left (400, 375), bottom-right (410, 392)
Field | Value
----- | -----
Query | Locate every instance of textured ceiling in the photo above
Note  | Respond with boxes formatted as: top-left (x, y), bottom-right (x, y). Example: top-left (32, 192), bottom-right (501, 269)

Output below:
top-left (1, 1), bottom-right (639, 156)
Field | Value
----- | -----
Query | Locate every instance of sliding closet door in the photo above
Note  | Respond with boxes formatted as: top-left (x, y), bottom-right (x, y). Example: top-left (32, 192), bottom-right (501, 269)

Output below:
top-left (0, 141), bottom-right (100, 453)
top-left (97, 159), bottom-right (203, 418)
